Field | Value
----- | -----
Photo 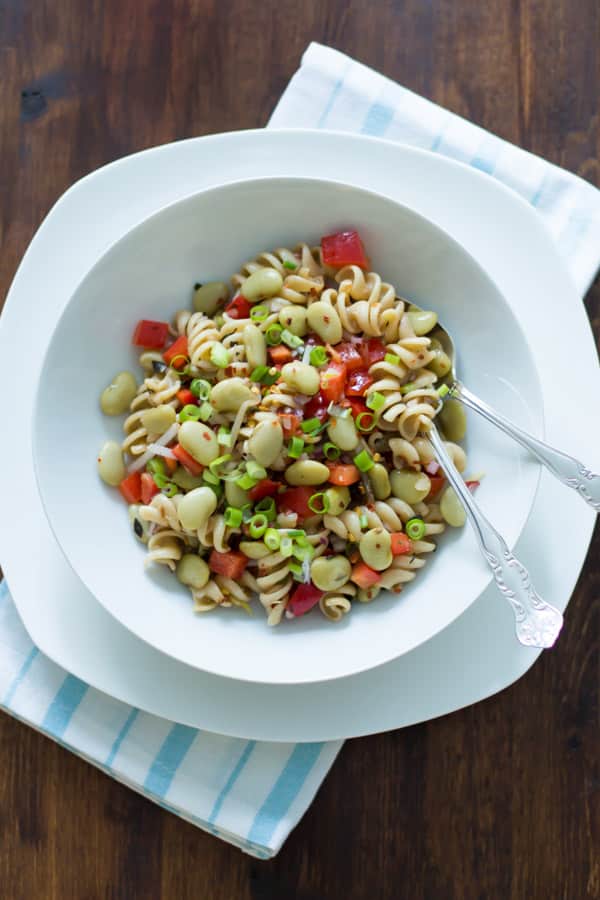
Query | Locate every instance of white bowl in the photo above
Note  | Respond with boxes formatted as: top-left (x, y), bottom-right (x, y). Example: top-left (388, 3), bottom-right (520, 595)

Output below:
top-left (33, 176), bottom-right (542, 684)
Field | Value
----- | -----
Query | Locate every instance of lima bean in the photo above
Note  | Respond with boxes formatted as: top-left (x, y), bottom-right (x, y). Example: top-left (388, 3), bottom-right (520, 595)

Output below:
top-left (225, 479), bottom-right (250, 508)
top-left (248, 417), bottom-right (283, 467)
top-left (177, 486), bottom-right (217, 530)
top-left (241, 268), bottom-right (283, 301)
top-left (281, 362), bottom-right (320, 396)
top-left (310, 556), bottom-right (352, 591)
top-left (176, 554), bottom-right (210, 589)
top-left (285, 460), bottom-right (330, 486)
top-left (193, 281), bottom-right (228, 315)
top-left (440, 485), bottom-right (466, 527)
top-left (407, 310), bottom-right (438, 336)
top-left (390, 470), bottom-right (431, 504)
top-left (278, 306), bottom-right (308, 336)
top-left (97, 440), bottom-right (126, 486)
top-left (100, 371), bottom-right (138, 416)
top-left (306, 301), bottom-right (343, 344)
top-left (368, 463), bottom-right (391, 499)
top-left (359, 528), bottom-right (392, 571)
top-left (239, 540), bottom-right (271, 559)
top-left (439, 399), bottom-right (467, 442)
top-left (324, 486), bottom-right (351, 515)
top-left (327, 414), bottom-right (358, 451)
top-left (209, 377), bottom-right (254, 412)
top-left (429, 350), bottom-right (452, 377)
top-left (179, 421), bottom-right (220, 465)
top-left (140, 404), bottom-right (176, 434)
top-left (243, 323), bottom-right (267, 369)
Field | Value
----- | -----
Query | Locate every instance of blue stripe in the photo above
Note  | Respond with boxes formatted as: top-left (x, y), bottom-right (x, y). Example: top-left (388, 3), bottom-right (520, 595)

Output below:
top-left (105, 708), bottom-right (139, 768)
top-left (470, 136), bottom-right (500, 176)
top-left (361, 102), bottom-right (394, 137)
top-left (247, 743), bottom-right (324, 846)
top-left (3, 646), bottom-right (39, 706)
top-left (316, 77), bottom-right (345, 127)
top-left (41, 674), bottom-right (88, 738)
top-left (208, 741), bottom-right (256, 825)
top-left (143, 724), bottom-right (198, 798)
top-left (0, 579), bottom-right (9, 604)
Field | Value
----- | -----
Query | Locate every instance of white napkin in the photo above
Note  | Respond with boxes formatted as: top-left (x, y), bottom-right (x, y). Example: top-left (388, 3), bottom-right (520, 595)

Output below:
top-left (3, 42), bottom-right (599, 861)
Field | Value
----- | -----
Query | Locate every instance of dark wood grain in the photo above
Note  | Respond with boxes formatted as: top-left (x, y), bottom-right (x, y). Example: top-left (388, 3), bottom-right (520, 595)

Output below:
top-left (1, 1), bottom-right (599, 897)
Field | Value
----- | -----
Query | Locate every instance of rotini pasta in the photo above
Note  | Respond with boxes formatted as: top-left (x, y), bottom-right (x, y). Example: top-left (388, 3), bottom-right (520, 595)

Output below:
top-left (97, 229), bottom-right (476, 625)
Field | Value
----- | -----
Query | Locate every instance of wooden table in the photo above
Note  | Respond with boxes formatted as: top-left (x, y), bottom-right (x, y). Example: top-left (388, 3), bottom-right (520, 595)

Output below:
top-left (1, 1), bottom-right (598, 897)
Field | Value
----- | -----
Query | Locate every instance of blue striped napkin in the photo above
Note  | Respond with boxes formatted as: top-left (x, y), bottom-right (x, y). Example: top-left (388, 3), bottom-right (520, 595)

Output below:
top-left (3, 42), bottom-right (599, 860)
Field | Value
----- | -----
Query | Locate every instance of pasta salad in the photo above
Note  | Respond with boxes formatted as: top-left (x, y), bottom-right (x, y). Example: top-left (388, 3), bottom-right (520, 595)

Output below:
top-left (97, 230), bottom-right (474, 625)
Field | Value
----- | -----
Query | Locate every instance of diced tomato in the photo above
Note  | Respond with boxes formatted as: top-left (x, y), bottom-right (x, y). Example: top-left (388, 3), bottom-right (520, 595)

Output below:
top-left (345, 397), bottom-right (368, 420)
top-left (224, 294), bottom-right (252, 319)
top-left (288, 583), bottom-right (325, 617)
top-left (326, 463), bottom-right (361, 486)
top-left (140, 472), bottom-right (160, 504)
top-left (164, 456), bottom-right (178, 475)
top-left (177, 388), bottom-right (197, 406)
top-left (279, 413), bottom-right (301, 438)
top-left (276, 486), bottom-right (314, 519)
top-left (132, 319), bottom-right (169, 349)
top-left (337, 342), bottom-right (364, 372)
top-left (427, 475), bottom-right (445, 498)
top-left (208, 550), bottom-right (248, 580)
top-left (321, 230), bottom-right (369, 269)
top-left (466, 480), bottom-right (480, 493)
top-left (320, 361), bottom-right (347, 403)
top-left (163, 335), bottom-right (188, 369)
top-left (268, 345), bottom-right (293, 365)
top-left (303, 391), bottom-right (329, 424)
top-left (172, 443), bottom-right (203, 476)
top-left (118, 471), bottom-right (142, 504)
top-left (391, 533), bottom-right (413, 556)
top-left (248, 479), bottom-right (280, 502)
top-left (346, 369), bottom-right (373, 397)
top-left (350, 562), bottom-right (381, 590)
top-left (359, 338), bottom-right (386, 367)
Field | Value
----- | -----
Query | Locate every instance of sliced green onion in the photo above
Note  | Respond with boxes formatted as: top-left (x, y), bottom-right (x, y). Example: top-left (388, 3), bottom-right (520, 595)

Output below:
top-left (209, 454), bottom-right (232, 476)
top-left (359, 513), bottom-right (369, 530)
top-left (308, 492), bottom-right (330, 514)
top-left (207, 481), bottom-right (223, 499)
top-left (385, 353), bottom-right (400, 366)
top-left (218, 427), bottom-right (232, 447)
top-left (400, 382), bottom-right (418, 395)
top-left (406, 517), bottom-right (426, 540)
top-left (283, 260), bottom-right (297, 270)
top-left (203, 470), bottom-right (220, 486)
top-left (285, 529), bottom-right (305, 539)
top-left (292, 542), bottom-right (314, 562)
top-left (437, 383), bottom-right (450, 398)
top-left (279, 536), bottom-right (293, 557)
top-left (248, 514), bottom-right (268, 539)
top-left (288, 436), bottom-right (304, 458)
top-left (250, 365), bottom-right (269, 382)
top-left (323, 442), bottom-right (341, 461)
top-left (355, 411), bottom-right (378, 433)
top-left (198, 401), bottom-right (213, 422)
top-left (146, 458), bottom-right (166, 477)
top-left (224, 506), bottom-right (243, 528)
top-left (309, 346), bottom-right (328, 366)
top-left (366, 391), bottom-right (385, 412)
top-left (300, 417), bottom-right (322, 434)
top-left (153, 472), bottom-right (170, 489)
top-left (161, 482), bottom-right (178, 498)
top-left (281, 328), bottom-right (304, 349)
top-left (264, 528), bottom-right (281, 551)
top-left (220, 467), bottom-right (242, 482)
top-left (354, 449), bottom-right (374, 472)
top-left (246, 461), bottom-right (267, 481)
top-left (255, 497), bottom-right (276, 521)
top-left (289, 561), bottom-right (304, 581)
top-left (190, 378), bottom-right (211, 399)
top-left (179, 403), bottom-right (203, 423)
top-left (235, 472), bottom-right (258, 490)
top-left (241, 503), bottom-right (254, 523)
top-left (250, 305), bottom-right (269, 322)
top-left (262, 368), bottom-right (281, 386)
top-left (210, 343), bottom-right (229, 368)
top-left (266, 324), bottom-right (283, 345)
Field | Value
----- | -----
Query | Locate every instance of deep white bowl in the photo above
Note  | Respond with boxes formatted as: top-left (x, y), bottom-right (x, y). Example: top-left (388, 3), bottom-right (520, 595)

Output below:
top-left (33, 176), bottom-right (542, 684)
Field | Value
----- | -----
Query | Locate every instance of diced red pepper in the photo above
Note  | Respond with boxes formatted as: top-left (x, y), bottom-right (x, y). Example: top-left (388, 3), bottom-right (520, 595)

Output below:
top-left (163, 335), bottom-right (188, 369)
top-left (276, 486), bottom-right (314, 519)
top-left (303, 391), bottom-right (329, 424)
top-left (177, 388), bottom-right (197, 407)
top-left (268, 345), bottom-right (293, 365)
top-left (346, 368), bottom-right (373, 397)
top-left (359, 338), bottom-right (386, 367)
top-left (278, 413), bottom-right (301, 438)
top-left (288, 583), bottom-right (325, 617)
top-left (208, 550), bottom-right (248, 580)
top-left (427, 475), bottom-right (445, 498)
top-left (321, 230), bottom-right (369, 269)
top-left (172, 443), bottom-right (203, 476)
top-left (224, 294), bottom-right (252, 320)
top-left (164, 456), bottom-right (178, 475)
top-left (350, 562), bottom-right (381, 589)
top-left (140, 472), bottom-right (160, 504)
top-left (320, 361), bottom-right (347, 403)
top-left (118, 471), bottom-right (142, 504)
top-left (336, 342), bottom-right (364, 372)
top-left (391, 533), bottom-right (413, 556)
top-left (132, 319), bottom-right (170, 349)
top-left (326, 463), bottom-right (361, 486)
top-left (248, 479), bottom-right (280, 502)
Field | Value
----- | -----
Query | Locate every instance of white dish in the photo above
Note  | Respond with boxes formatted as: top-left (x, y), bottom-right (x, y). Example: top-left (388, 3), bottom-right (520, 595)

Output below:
top-left (34, 175), bottom-right (542, 684)
top-left (1, 129), bottom-right (597, 740)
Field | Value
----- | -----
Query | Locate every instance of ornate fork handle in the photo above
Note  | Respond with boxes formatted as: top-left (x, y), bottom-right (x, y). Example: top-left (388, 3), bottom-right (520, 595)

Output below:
top-left (428, 425), bottom-right (563, 649)
top-left (452, 382), bottom-right (600, 511)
